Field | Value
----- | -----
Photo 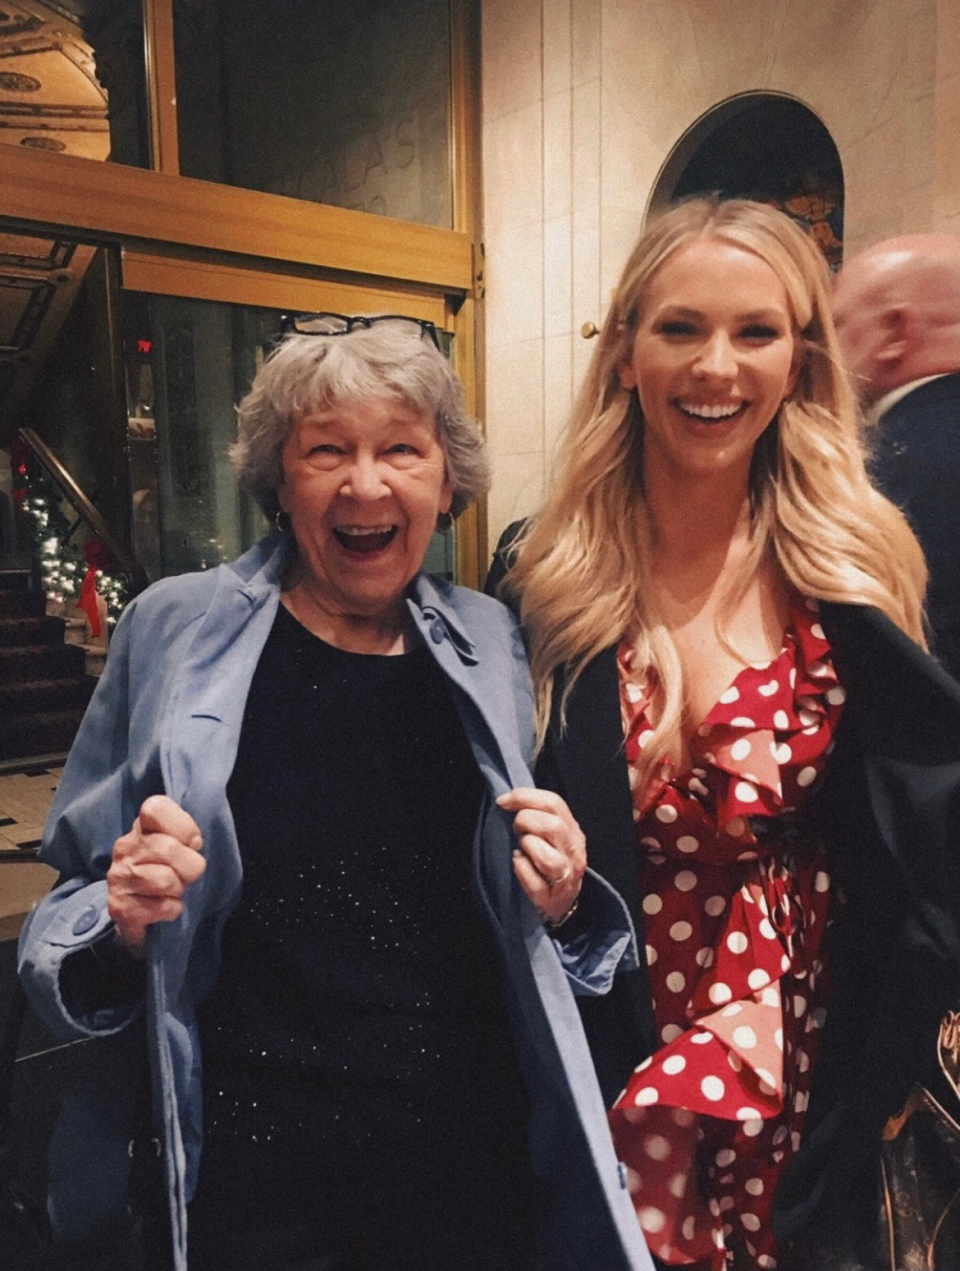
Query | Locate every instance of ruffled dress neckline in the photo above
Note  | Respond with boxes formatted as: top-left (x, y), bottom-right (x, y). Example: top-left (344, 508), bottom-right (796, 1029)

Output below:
top-left (609, 598), bottom-right (846, 1271)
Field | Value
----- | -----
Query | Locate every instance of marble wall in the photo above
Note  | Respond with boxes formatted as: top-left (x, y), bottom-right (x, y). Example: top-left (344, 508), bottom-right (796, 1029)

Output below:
top-left (480, 0), bottom-right (960, 551)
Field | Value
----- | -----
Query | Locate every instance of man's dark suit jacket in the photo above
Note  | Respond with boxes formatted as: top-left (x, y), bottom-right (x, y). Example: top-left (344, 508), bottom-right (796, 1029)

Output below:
top-left (487, 524), bottom-right (960, 1259)
top-left (871, 371), bottom-right (960, 681)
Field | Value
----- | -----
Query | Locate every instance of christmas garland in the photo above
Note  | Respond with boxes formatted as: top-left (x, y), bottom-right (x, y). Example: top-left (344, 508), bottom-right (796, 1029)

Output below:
top-left (10, 439), bottom-right (129, 627)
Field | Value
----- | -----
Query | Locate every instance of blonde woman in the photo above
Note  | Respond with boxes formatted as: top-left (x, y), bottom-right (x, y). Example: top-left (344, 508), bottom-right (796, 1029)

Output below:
top-left (488, 199), bottom-right (960, 1271)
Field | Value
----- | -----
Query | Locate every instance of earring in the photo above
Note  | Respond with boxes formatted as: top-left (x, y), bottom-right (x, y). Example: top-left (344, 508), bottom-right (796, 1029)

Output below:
top-left (436, 510), bottom-right (454, 533)
top-left (274, 508), bottom-right (290, 533)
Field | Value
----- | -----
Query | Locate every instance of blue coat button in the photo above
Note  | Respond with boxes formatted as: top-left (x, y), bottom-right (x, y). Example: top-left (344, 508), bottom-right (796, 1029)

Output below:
top-left (429, 618), bottom-right (445, 644)
top-left (72, 907), bottom-right (100, 936)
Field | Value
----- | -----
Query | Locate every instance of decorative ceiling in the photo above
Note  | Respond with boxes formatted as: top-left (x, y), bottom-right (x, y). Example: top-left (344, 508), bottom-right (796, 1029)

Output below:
top-left (0, 0), bottom-right (110, 161)
top-left (0, 231), bottom-right (95, 444)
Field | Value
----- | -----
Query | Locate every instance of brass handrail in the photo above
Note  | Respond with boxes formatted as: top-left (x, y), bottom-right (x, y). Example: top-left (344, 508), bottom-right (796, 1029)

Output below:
top-left (17, 427), bottom-right (135, 578)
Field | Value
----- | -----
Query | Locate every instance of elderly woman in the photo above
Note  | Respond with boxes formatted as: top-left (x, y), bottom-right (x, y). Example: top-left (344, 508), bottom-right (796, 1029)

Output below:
top-left (18, 316), bottom-right (651, 1271)
top-left (489, 201), bottom-right (960, 1270)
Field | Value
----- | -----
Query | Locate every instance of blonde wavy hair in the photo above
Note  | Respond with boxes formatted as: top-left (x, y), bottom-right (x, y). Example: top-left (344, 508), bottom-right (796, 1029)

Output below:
top-left (506, 198), bottom-right (927, 777)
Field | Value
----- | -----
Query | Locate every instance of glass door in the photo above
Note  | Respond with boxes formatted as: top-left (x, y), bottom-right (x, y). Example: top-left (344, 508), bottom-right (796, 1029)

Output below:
top-left (120, 252), bottom-right (467, 584)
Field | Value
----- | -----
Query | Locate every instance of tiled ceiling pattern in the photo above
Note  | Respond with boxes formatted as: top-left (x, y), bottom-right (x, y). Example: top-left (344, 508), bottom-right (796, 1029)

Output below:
top-left (0, 0), bottom-right (109, 161)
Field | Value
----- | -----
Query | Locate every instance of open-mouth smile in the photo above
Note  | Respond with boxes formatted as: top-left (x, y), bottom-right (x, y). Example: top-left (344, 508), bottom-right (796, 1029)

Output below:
top-left (675, 399), bottom-right (747, 422)
top-left (332, 524), bottom-right (398, 554)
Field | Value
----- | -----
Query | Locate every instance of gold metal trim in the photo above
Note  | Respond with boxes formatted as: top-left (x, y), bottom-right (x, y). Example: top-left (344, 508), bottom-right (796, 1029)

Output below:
top-left (0, 149), bottom-right (473, 292)
top-left (880, 1156), bottom-right (897, 1270)
top-left (121, 249), bottom-right (449, 324)
top-left (930, 1184), bottom-right (960, 1268)
top-left (449, 0), bottom-right (480, 241)
top-left (452, 293), bottom-right (483, 586)
top-left (143, 0), bottom-right (180, 176)
top-left (448, 0), bottom-right (485, 583)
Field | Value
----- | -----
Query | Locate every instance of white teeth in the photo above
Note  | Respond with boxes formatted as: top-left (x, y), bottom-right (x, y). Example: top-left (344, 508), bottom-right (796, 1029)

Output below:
top-left (336, 525), bottom-right (395, 536)
top-left (678, 401), bottom-right (742, 420)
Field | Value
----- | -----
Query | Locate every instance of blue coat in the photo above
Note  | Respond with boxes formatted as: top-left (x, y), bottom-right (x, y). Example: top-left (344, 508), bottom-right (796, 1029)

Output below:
top-left (18, 535), bottom-right (654, 1271)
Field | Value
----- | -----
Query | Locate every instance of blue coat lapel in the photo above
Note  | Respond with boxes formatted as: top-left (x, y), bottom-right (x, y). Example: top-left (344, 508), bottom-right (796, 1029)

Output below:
top-left (407, 572), bottom-right (535, 792)
top-left (161, 538), bottom-right (286, 804)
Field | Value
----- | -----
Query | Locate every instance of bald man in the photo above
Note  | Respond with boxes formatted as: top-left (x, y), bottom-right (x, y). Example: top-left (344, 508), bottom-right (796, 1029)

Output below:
top-left (834, 233), bottom-right (960, 679)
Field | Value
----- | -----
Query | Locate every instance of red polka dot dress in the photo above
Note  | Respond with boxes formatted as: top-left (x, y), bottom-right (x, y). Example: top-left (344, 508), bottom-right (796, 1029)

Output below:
top-left (608, 599), bottom-right (845, 1270)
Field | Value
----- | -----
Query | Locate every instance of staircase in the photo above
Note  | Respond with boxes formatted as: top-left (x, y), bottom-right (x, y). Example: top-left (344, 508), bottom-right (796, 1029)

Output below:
top-left (0, 570), bottom-right (95, 762)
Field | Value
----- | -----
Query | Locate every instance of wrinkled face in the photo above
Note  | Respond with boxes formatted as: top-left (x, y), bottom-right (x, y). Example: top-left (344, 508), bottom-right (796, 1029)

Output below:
top-left (619, 237), bottom-right (801, 486)
top-left (277, 395), bottom-right (452, 621)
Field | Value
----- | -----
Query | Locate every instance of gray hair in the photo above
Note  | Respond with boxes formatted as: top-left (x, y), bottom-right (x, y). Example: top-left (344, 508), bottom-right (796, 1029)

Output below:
top-left (230, 323), bottom-right (490, 520)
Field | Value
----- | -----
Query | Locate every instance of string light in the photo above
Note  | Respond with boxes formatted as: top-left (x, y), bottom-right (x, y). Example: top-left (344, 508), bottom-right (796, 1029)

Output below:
top-left (17, 474), bottom-right (128, 625)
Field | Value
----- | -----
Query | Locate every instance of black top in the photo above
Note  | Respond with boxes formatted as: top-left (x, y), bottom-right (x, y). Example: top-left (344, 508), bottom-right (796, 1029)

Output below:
top-left (193, 604), bottom-right (534, 1269)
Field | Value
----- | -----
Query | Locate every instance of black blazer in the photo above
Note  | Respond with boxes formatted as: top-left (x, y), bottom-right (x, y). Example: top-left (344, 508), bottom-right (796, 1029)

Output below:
top-left (871, 372), bottom-right (960, 681)
top-left (487, 524), bottom-right (960, 1252)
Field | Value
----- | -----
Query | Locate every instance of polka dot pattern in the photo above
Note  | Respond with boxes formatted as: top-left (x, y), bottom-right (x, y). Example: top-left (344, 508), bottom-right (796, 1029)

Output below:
top-left (701, 1076), bottom-right (725, 1101)
top-left (612, 598), bottom-right (843, 1269)
top-left (645, 1135), bottom-right (672, 1161)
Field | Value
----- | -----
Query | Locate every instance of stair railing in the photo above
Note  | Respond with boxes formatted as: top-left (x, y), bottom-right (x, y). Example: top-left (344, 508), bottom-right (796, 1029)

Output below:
top-left (17, 428), bottom-right (135, 581)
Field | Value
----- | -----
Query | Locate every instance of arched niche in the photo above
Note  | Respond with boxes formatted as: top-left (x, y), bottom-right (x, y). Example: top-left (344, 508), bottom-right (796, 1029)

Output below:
top-left (648, 94), bottom-right (844, 269)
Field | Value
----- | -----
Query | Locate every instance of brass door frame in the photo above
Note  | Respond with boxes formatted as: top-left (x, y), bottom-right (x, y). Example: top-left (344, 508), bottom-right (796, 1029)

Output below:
top-left (0, 0), bottom-right (486, 583)
top-left (121, 250), bottom-right (450, 324)
top-left (0, 148), bottom-right (472, 293)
